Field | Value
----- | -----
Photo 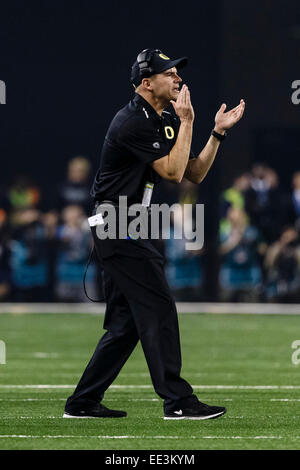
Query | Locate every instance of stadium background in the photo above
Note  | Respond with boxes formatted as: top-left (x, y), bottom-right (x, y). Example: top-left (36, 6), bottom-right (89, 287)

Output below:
top-left (1, 0), bottom-right (300, 303)
top-left (1, 0), bottom-right (300, 453)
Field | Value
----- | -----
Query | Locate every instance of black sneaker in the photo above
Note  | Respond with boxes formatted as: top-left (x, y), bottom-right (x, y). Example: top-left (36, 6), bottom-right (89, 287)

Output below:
top-left (63, 403), bottom-right (127, 418)
top-left (164, 401), bottom-right (226, 420)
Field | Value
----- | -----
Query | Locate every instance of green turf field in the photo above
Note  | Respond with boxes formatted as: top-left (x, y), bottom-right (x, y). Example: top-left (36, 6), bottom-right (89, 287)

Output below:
top-left (0, 312), bottom-right (300, 450)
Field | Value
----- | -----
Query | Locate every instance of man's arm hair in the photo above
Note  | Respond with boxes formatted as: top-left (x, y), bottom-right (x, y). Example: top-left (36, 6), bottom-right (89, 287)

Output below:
top-left (151, 120), bottom-right (193, 183)
top-left (184, 100), bottom-right (246, 184)
top-left (184, 134), bottom-right (221, 184)
top-left (151, 84), bottom-right (194, 183)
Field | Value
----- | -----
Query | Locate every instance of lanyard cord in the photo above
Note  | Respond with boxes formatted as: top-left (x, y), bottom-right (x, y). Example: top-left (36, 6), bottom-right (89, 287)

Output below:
top-left (83, 243), bottom-right (105, 302)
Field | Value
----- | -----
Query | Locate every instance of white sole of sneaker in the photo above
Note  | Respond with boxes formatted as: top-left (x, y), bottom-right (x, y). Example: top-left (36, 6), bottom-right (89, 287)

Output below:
top-left (63, 413), bottom-right (97, 418)
top-left (163, 411), bottom-right (226, 420)
top-left (63, 413), bottom-right (126, 418)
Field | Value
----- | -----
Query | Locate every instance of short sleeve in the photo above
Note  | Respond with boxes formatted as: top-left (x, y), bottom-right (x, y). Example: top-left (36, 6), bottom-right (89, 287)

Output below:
top-left (118, 117), bottom-right (171, 164)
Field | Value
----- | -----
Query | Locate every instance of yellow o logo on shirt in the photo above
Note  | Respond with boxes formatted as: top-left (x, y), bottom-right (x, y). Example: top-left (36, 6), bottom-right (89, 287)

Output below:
top-left (164, 126), bottom-right (174, 139)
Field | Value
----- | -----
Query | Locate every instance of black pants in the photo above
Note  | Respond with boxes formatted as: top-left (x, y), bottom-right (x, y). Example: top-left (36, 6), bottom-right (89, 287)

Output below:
top-left (66, 227), bottom-right (195, 414)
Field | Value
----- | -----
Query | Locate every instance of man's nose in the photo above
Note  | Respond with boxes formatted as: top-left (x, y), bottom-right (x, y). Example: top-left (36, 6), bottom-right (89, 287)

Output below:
top-left (175, 74), bottom-right (182, 83)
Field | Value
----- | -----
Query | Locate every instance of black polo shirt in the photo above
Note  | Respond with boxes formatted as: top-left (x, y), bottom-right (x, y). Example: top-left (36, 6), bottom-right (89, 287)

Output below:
top-left (91, 93), bottom-right (195, 205)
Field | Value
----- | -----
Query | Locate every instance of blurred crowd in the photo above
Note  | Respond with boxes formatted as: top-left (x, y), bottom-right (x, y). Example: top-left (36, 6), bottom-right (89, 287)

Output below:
top-left (0, 157), bottom-right (97, 302)
top-left (167, 163), bottom-right (300, 303)
top-left (217, 164), bottom-right (300, 303)
top-left (1, 158), bottom-right (300, 303)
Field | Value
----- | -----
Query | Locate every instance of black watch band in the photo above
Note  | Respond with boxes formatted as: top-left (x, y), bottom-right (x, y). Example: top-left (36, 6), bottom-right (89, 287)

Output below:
top-left (211, 129), bottom-right (227, 141)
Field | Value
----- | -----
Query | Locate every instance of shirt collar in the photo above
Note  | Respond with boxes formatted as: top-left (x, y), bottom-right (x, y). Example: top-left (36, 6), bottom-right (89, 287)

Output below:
top-left (133, 93), bottom-right (164, 122)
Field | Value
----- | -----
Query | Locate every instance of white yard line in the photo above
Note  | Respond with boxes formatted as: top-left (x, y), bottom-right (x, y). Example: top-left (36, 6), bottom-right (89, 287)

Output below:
top-left (1, 384), bottom-right (300, 390)
top-left (271, 399), bottom-right (300, 402)
top-left (0, 398), bottom-right (234, 403)
top-left (32, 353), bottom-right (60, 358)
top-left (0, 435), bottom-right (297, 440)
top-left (0, 398), bottom-right (66, 401)
top-left (0, 416), bottom-right (246, 421)
top-left (193, 385), bottom-right (300, 390)
top-left (1, 302), bottom-right (300, 314)
top-left (0, 385), bottom-right (76, 389)
top-left (1, 415), bottom-right (241, 419)
top-left (0, 398), bottom-right (159, 402)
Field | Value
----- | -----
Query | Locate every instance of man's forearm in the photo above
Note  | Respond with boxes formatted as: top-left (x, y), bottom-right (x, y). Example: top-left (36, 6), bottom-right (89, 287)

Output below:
top-left (151, 84), bottom-right (196, 183)
top-left (184, 132), bottom-right (223, 184)
top-left (151, 120), bottom-right (193, 183)
top-left (184, 97), bottom-right (246, 184)
top-left (169, 120), bottom-right (193, 182)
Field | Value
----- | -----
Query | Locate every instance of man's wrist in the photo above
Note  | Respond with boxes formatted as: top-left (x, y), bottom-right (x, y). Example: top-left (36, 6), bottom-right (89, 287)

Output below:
top-left (213, 126), bottom-right (226, 135)
top-left (180, 118), bottom-right (194, 125)
top-left (211, 129), bottom-right (227, 141)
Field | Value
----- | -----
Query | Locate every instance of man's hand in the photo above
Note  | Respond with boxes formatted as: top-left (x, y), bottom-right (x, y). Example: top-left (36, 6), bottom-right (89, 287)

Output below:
top-left (214, 99), bottom-right (245, 134)
top-left (151, 85), bottom-right (193, 183)
top-left (170, 84), bottom-right (194, 123)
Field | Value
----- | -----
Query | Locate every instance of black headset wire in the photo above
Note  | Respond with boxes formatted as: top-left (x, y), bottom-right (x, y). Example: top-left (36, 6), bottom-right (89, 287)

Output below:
top-left (83, 243), bottom-right (105, 302)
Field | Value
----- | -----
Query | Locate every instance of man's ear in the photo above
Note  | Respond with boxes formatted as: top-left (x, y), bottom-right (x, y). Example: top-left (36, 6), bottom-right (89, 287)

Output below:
top-left (141, 77), bottom-right (153, 91)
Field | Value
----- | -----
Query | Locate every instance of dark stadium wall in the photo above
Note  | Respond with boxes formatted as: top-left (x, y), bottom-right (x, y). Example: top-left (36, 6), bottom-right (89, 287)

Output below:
top-left (2, 0), bottom-right (299, 300)
top-left (1, 1), bottom-right (299, 192)
top-left (0, 1), bottom-right (221, 194)
top-left (220, 0), bottom-right (300, 189)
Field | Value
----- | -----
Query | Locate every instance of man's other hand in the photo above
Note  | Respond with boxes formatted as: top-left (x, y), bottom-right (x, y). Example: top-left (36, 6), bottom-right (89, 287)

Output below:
top-left (214, 99), bottom-right (245, 133)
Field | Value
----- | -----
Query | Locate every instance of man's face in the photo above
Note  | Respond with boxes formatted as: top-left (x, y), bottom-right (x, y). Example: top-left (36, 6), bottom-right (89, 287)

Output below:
top-left (149, 67), bottom-right (182, 103)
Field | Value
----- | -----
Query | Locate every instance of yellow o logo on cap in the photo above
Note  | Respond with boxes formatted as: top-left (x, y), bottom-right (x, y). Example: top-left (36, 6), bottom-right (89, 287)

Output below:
top-left (164, 126), bottom-right (174, 139)
top-left (159, 53), bottom-right (170, 60)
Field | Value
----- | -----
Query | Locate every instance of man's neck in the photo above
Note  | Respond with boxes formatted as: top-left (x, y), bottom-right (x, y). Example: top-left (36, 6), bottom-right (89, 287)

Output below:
top-left (136, 91), bottom-right (168, 116)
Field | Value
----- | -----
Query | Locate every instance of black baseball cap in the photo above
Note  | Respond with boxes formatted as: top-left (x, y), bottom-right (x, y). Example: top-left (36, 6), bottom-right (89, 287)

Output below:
top-left (131, 49), bottom-right (188, 87)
